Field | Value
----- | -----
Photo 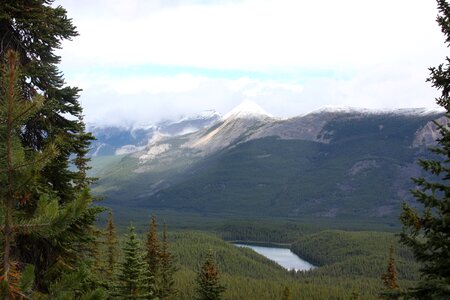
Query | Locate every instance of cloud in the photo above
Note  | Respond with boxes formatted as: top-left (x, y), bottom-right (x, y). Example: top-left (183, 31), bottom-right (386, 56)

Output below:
top-left (75, 72), bottom-right (305, 125)
top-left (77, 64), bottom-right (439, 126)
top-left (57, 0), bottom-right (445, 71)
top-left (53, 0), bottom-right (446, 125)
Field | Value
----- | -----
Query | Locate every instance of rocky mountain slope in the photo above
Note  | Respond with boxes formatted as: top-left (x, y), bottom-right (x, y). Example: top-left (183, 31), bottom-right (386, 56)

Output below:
top-left (88, 110), bottom-right (221, 156)
top-left (90, 103), bottom-right (445, 223)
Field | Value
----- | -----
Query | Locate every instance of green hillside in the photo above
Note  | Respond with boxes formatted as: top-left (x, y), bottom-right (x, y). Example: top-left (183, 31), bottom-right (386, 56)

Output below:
top-left (167, 230), bottom-right (418, 299)
top-left (291, 230), bottom-right (419, 280)
top-left (91, 113), bottom-right (441, 226)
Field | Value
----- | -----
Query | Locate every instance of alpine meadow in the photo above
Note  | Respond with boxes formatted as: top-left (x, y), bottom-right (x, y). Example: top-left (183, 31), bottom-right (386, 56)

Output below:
top-left (0, 0), bottom-right (449, 299)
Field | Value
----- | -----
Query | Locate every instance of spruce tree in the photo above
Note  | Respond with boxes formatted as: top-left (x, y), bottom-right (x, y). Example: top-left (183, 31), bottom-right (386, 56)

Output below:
top-left (87, 211), bottom-right (118, 296)
top-left (115, 225), bottom-right (150, 300)
top-left (399, 1), bottom-right (450, 298)
top-left (195, 250), bottom-right (226, 300)
top-left (145, 215), bottom-right (160, 298)
top-left (0, 48), bottom-right (47, 299)
top-left (0, 0), bottom-right (102, 291)
top-left (106, 211), bottom-right (119, 279)
top-left (0, 1), bottom-right (94, 192)
top-left (381, 246), bottom-right (399, 290)
top-left (281, 286), bottom-right (292, 300)
top-left (88, 226), bottom-right (109, 294)
top-left (380, 246), bottom-right (400, 299)
top-left (158, 223), bottom-right (177, 300)
top-left (0, 50), bottom-right (97, 299)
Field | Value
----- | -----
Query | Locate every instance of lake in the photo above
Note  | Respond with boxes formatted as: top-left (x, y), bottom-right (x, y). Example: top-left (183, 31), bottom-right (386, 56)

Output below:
top-left (234, 243), bottom-right (315, 271)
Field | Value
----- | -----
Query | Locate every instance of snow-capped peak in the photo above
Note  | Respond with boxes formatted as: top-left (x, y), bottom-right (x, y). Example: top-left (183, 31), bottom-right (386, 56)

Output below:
top-left (309, 106), bottom-right (445, 116)
top-left (223, 101), bottom-right (273, 120)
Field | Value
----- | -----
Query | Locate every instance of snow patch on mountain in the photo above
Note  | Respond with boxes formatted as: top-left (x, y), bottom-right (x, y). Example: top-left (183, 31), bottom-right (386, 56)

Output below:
top-left (179, 110), bottom-right (222, 122)
top-left (223, 100), bottom-right (273, 120)
top-left (310, 106), bottom-right (444, 116)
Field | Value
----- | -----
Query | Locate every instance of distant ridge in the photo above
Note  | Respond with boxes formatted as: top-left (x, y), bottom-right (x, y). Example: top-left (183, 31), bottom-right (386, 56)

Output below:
top-left (91, 107), bottom-right (445, 222)
top-left (308, 106), bottom-right (445, 116)
top-left (87, 104), bottom-right (445, 157)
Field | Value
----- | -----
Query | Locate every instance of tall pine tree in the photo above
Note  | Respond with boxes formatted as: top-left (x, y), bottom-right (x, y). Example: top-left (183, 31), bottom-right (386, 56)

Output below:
top-left (399, 0), bottom-right (450, 298)
top-left (0, 48), bottom-right (49, 300)
top-left (380, 246), bottom-right (400, 299)
top-left (106, 211), bottom-right (119, 280)
top-left (89, 210), bottom-right (119, 297)
top-left (145, 215), bottom-right (160, 298)
top-left (0, 50), bottom-right (97, 299)
top-left (0, 0), bottom-right (102, 292)
top-left (158, 223), bottom-right (177, 300)
top-left (115, 225), bottom-right (150, 300)
top-left (381, 246), bottom-right (399, 290)
top-left (281, 286), bottom-right (292, 300)
top-left (195, 250), bottom-right (225, 300)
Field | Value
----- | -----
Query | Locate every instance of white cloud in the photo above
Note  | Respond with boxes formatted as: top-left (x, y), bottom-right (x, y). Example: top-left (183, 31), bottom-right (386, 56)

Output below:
top-left (72, 72), bottom-right (207, 95)
top-left (54, 0), bottom-right (446, 125)
top-left (77, 64), bottom-right (439, 126)
top-left (57, 0), bottom-right (446, 71)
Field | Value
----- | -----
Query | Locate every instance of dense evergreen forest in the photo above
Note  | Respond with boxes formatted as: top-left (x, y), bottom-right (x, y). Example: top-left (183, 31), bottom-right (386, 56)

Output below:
top-left (92, 217), bottom-right (419, 299)
top-left (0, 0), bottom-right (449, 299)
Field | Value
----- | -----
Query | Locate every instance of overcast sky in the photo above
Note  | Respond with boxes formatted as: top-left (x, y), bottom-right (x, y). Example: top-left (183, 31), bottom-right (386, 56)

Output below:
top-left (55, 0), bottom-right (447, 126)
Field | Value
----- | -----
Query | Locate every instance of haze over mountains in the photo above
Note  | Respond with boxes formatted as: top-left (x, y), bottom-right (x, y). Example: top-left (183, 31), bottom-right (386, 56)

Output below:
top-left (89, 102), bottom-right (445, 224)
top-left (88, 110), bottom-right (221, 156)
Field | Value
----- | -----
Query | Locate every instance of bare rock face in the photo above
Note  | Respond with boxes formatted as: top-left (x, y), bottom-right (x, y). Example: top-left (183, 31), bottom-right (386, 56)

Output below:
top-left (250, 113), bottom-right (332, 143)
top-left (140, 107), bottom-right (446, 162)
top-left (182, 101), bottom-right (276, 155)
top-left (413, 116), bottom-right (449, 148)
top-left (183, 114), bottom-right (274, 155)
top-left (182, 107), bottom-right (342, 156)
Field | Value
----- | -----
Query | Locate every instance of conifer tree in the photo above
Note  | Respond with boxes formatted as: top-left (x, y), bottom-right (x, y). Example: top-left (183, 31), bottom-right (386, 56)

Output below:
top-left (399, 1), bottom-right (450, 298)
top-left (87, 211), bottom-right (118, 296)
top-left (0, 0), bottom-right (95, 194)
top-left (158, 223), bottom-right (177, 300)
top-left (195, 250), bottom-right (226, 300)
top-left (281, 286), bottom-right (292, 300)
top-left (380, 246), bottom-right (400, 299)
top-left (106, 211), bottom-right (119, 279)
top-left (115, 225), bottom-right (150, 300)
top-left (84, 225), bottom-right (112, 298)
top-left (44, 262), bottom-right (105, 300)
top-left (145, 215), bottom-right (160, 298)
top-left (0, 0), bottom-right (102, 291)
top-left (0, 50), bottom-right (97, 299)
top-left (381, 246), bottom-right (399, 290)
top-left (0, 49), bottom-right (46, 299)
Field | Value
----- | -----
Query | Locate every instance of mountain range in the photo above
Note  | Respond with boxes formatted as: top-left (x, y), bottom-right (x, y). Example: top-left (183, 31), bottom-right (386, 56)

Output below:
top-left (89, 102), bottom-right (445, 224)
top-left (88, 110), bottom-right (221, 156)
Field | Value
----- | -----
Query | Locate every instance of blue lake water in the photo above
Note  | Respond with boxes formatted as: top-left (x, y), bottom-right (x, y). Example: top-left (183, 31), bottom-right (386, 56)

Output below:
top-left (235, 243), bottom-right (315, 271)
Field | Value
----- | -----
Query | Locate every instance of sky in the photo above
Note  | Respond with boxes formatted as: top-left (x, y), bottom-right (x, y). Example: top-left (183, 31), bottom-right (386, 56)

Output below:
top-left (55, 0), bottom-right (447, 126)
